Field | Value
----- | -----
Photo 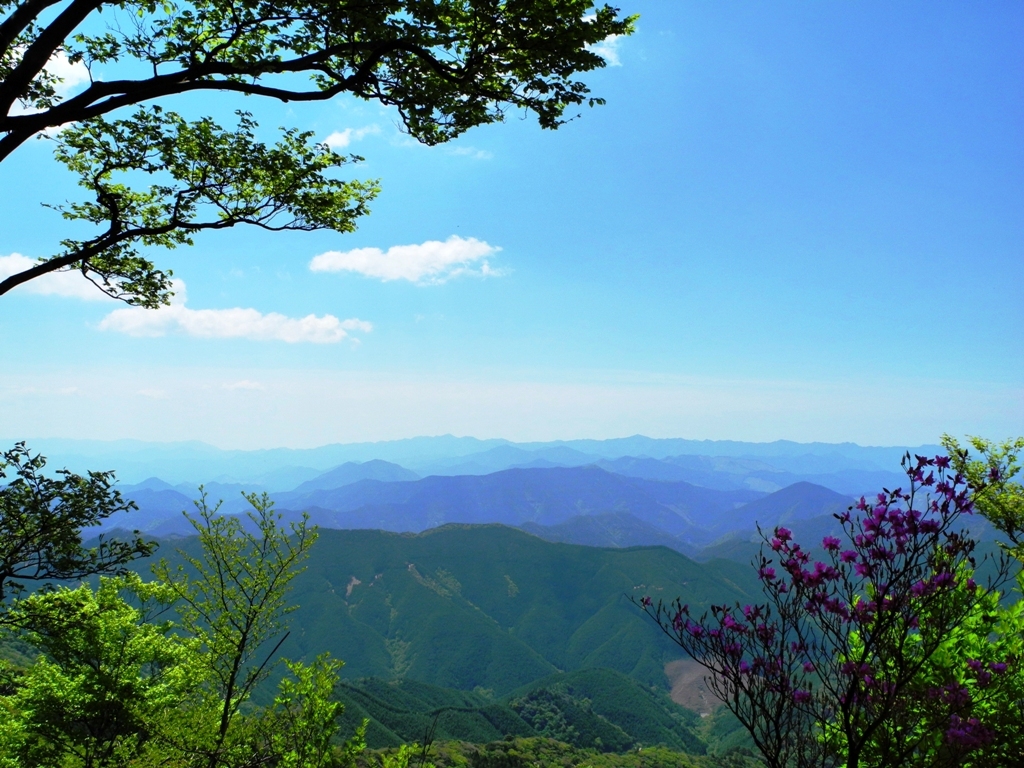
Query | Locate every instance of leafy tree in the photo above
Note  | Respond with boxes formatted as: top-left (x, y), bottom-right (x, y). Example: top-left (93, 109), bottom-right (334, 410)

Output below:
top-left (941, 435), bottom-right (1024, 556)
top-left (0, 0), bottom-right (635, 306)
top-left (0, 489), bottom-right (357, 768)
top-left (0, 573), bottom-right (204, 768)
top-left (638, 452), bottom-right (1022, 768)
top-left (0, 442), bottom-right (153, 610)
top-left (152, 490), bottom-right (321, 767)
top-left (261, 654), bottom-right (358, 768)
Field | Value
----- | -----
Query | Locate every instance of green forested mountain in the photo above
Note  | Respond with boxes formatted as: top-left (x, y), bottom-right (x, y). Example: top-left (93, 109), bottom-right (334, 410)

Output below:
top-left (333, 668), bottom-right (715, 753)
top-left (333, 677), bottom-right (535, 748)
top-left (147, 524), bottom-right (761, 696)
top-left (264, 525), bottom-right (760, 695)
top-left (124, 522), bottom-right (762, 758)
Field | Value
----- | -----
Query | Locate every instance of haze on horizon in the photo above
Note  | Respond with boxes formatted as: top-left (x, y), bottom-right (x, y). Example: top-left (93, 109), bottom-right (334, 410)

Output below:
top-left (2, 1), bottom-right (1021, 450)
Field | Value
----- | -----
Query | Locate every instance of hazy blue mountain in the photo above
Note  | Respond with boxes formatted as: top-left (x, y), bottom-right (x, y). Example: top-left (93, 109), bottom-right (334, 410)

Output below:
top-left (721, 482), bottom-right (853, 530)
top-left (695, 513), bottom-right (848, 564)
top-left (109, 470), bottom-right (856, 547)
top-left (122, 476), bottom-right (179, 492)
top-left (597, 453), bottom-right (906, 497)
top-left (520, 512), bottom-right (689, 551)
top-left (266, 466), bottom-right (765, 540)
top-left (15, 435), bottom-right (510, 485)
top-left (290, 460), bottom-right (419, 494)
top-left (546, 437), bottom-right (941, 466)
top-left (594, 457), bottom-right (703, 484)
top-left (106, 487), bottom-right (195, 532)
top-left (11, 435), bottom-right (939, 487)
top-left (249, 465), bottom-right (326, 491)
top-left (417, 445), bottom-right (600, 476)
top-left (516, 482), bottom-right (858, 556)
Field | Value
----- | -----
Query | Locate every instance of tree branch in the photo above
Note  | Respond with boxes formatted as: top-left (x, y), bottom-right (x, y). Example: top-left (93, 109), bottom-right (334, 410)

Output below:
top-left (0, 0), bottom-right (63, 60)
top-left (0, 0), bottom-right (105, 116)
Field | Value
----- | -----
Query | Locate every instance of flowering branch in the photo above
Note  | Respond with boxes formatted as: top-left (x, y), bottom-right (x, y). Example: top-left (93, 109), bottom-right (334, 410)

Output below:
top-left (636, 453), bottom-right (1017, 768)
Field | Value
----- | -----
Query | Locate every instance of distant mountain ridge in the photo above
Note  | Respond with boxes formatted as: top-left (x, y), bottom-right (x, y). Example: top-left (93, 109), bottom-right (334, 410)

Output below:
top-left (272, 466), bottom-right (760, 539)
top-left (518, 482), bottom-right (855, 560)
top-left (106, 462), bottom-right (860, 561)
top-left (290, 460), bottom-right (419, 493)
top-left (15, 434), bottom-right (940, 487)
top-left (81, 434), bottom-right (939, 551)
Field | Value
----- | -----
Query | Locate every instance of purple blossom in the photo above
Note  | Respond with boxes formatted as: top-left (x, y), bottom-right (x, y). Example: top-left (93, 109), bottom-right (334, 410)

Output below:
top-left (640, 447), bottom-right (1002, 761)
top-left (946, 715), bottom-right (993, 749)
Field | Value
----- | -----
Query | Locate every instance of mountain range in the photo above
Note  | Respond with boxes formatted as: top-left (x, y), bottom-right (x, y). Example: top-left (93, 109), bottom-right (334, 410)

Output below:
top-left (102, 455), bottom-right (863, 557)
top-left (16, 435), bottom-right (936, 490)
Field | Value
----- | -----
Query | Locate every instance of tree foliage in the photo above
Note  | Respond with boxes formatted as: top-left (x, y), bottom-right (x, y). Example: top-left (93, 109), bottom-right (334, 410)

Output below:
top-left (0, 0), bottom-right (635, 306)
top-left (942, 435), bottom-right (1024, 557)
top-left (0, 442), bottom-right (153, 608)
top-left (0, 488), bottom-right (361, 768)
top-left (152, 491), bottom-right (319, 767)
top-left (0, 573), bottom-right (204, 767)
top-left (638, 449), bottom-right (1024, 768)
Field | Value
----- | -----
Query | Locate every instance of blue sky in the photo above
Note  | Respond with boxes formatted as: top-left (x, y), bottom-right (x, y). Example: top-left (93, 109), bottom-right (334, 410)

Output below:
top-left (1, 1), bottom-right (1021, 448)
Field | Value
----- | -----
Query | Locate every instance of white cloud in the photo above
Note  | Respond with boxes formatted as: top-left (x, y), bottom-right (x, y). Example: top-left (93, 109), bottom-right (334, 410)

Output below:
top-left (12, 50), bottom-right (90, 116)
top-left (0, 253), bottom-right (115, 301)
top-left (588, 36), bottom-right (624, 66)
top-left (584, 14), bottom-right (626, 66)
top-left (46, 50), bottom-right (91, 93)
top-left (223, 380), bottom-right (265, 391)
top-left (449, 146), bottom-right (494, 160)
top-left (323, 125), bottom-right (381, 149)
top-left (98, 280), bottom-right (371, 344)
top-left (309, 235), bottom-right (503, 284)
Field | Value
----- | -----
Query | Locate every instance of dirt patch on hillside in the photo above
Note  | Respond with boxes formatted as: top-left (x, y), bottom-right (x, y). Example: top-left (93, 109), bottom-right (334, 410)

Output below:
top-left (665, 659), bottom-right (720, 715)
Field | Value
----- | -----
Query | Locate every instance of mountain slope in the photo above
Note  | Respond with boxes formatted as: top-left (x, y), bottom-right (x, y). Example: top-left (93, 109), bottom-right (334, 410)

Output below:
top-left (161, 524), bottom-right (761, 695)
top-left (508, 668), bottom-right (707, 753)
top-left (289, 460), bottom-right (419, 494)
top-left (723, 482), bottom-right (852, 531)
top-left (520, 512), bottom-right (686, 550)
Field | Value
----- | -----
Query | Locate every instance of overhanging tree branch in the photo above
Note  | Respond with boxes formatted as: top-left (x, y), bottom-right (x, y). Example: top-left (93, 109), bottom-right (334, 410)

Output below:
top-left (0, 1), bottom-right (635, 305)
